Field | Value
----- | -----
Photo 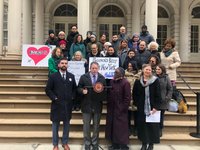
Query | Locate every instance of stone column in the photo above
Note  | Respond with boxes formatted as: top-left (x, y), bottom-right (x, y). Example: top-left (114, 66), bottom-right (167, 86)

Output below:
top-left (8, 0), bottom-right (22, 54)
top-left (132, 0), bottom-right (140, 34)
top-left (22, 0), bottom-right (32, 44)
top-left (35, 0), bottom-right (44, 44)
top-left (0, 0), bottom-right (3, 55)
top-left (179, 0), bottom-right (189, 61)
top-left (78, 0), bottom-right (91, 39)
top-left (145, 0), bottom-right (158, 39)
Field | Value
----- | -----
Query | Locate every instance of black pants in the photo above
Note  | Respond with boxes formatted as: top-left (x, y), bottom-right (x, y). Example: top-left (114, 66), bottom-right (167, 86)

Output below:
top-left (160, 110), bottom-right (165, 129)
top-left (128, 110), bottom-right (138, 131)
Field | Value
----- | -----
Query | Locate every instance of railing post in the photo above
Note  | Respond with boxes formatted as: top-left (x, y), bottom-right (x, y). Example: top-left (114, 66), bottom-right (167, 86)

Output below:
top-left (190, 92), bottom-right (200, 138)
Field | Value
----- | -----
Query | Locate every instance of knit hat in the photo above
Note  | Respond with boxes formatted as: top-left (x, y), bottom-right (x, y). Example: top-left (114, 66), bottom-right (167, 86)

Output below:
top-left (117, 67), bottom-right (125, 77)
top-left (142, 25), bottom-right (147, 29)
top-left (48, 29), bottom-right (54, 35)
top-left (59, 40), bottom-right (66, 46)
top-left (58, 31), bottom-right (65, 36)
top-left (132, 33), bottom-right (139, 38)
top-left (90, 34), bottom-right (96, 38)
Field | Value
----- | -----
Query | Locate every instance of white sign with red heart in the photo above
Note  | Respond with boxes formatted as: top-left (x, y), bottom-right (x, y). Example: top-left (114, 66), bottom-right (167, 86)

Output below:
top-left (21, 45), bottom-right (55, 67)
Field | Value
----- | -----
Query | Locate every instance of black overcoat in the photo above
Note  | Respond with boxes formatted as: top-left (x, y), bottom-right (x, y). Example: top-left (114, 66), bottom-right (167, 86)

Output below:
top-left (77, 72), bottom-right (107, 113)
top-left (45, 71), bottom-right (76, 122)
top-left (132, 78), bottom-right (161, 143)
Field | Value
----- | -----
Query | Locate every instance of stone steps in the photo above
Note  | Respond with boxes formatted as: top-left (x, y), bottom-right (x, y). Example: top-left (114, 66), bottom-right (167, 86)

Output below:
top-left (0, 131), bottom-right (199, 144)
top-left (0, 59), bottom-right (200, 144)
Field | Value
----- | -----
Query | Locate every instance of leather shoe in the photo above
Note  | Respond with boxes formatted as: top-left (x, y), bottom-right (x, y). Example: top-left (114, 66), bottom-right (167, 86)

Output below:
top-left (53, 145), bottom-right (59, 150)
top-left (85, 145), bottom-right (90, 150)
top-left (140, 144), bottom-right (147, 150)
top-left (62, 144), bottom-right (70, 150)
top-left (147, 144), bottom-right (153, 150)
top-left (92, 144), bottom-right (99, 150)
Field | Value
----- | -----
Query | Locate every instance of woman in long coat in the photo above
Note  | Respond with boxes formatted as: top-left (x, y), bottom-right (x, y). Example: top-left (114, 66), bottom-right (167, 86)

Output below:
top-left (155, 64), bottom-right (173, 137)
top-left (132, 64), bottom-right (161, 150)
top-left (106, 67), bottom-right (131, 150)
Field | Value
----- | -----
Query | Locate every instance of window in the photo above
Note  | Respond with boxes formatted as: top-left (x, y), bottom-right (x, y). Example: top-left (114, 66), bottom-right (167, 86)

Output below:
top-left (54, 4), bottom-right (77, 16)
top-left (158, 6), bottom-right (169, 18)
top-left (112, 24), bottom-right (122, 35)
top-left (3, 4), bottom-right (8, 46)
top-left (192, 7), bottom-right (200, 18)
top-left (157, 25), bottom-right (167, 51)
top-left (55, 23), bottom-right (65, 36)
top-left (191, 25), bottom-right (199, 53)
top-left (98, 5), bottom-right (125, 40)
top-left (99, 24), bottom-right (109, 40)
top-left (98, 5), bottom-right (124, 17)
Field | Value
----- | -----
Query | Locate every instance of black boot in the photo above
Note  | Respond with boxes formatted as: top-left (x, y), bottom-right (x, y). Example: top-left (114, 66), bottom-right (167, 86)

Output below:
top-left (120, 144), bottom-right (129, 150)
top-left (140, 143), bottom-right (147, 150)
top-left (147, 144), bottom-right (153, 150)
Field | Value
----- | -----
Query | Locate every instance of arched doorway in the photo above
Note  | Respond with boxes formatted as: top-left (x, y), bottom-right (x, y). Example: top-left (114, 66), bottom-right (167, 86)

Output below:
top-left (191, 6), bottom-right (200, 53)
top-left (53, 4), bottom-right (77, 35)
top-left (97, 5), bottom-right (125, 41)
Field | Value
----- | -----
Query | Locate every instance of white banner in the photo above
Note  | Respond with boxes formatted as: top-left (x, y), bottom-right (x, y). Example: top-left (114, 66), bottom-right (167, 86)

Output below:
top-left (89, 57), bottom-right (119, 79)
top-left (68, 61), bottom-right (85, 85)
top-left (21, 45), bottom-right (55, 67)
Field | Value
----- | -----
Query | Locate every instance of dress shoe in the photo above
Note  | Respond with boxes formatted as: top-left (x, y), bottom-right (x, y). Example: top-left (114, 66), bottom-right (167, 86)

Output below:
top-left (147, 144), bottom-right (153, 150)
top-left (62, 144), bottom-right (70, 150)
top-left (53, 145), bottom-right (59, 150)
top-left (85, 145), bottom-right (90, 150)
top-left (120, 144), bottom-right (129, 150)
top-left (92, 144), bottom-right (99, 150)
top-left (140, 144), bottom-right (147, 150)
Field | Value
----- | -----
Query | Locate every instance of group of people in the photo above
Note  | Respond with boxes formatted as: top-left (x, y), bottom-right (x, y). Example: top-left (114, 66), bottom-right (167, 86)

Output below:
top-left (45, 25), bottom-right (181, 150)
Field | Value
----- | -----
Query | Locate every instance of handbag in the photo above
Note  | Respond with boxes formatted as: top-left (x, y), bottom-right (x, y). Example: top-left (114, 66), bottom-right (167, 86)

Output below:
top-left (168, 99), bottom-right (178, 112)
top-left (178, 100), bottom-right (188, 113)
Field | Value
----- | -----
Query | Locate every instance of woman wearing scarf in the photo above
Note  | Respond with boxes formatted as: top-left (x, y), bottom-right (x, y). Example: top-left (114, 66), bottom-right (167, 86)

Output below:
top-left (160, 38), bottom-right (181, 86)
top-left (132, 64), bottom-right (161, 150)
top-left (106, 67), bottom-right (131, 150)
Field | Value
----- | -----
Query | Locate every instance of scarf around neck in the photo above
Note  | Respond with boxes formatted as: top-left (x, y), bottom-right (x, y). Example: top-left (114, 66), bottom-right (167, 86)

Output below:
top-left (163, 49), bottom-right (173, 57)
top-left (140, 75), bottom-right (157, 116)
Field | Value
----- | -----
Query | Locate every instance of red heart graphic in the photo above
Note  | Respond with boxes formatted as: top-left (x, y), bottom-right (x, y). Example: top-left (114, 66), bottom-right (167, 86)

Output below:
top-left (27, 46), bottom-right (50, 65)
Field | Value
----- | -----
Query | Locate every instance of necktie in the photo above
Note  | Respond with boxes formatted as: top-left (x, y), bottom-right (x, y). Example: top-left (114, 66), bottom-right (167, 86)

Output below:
top-left (62, 74), bottom-right (65, 80)
top-left (92, 75), bottom-right (96, 85)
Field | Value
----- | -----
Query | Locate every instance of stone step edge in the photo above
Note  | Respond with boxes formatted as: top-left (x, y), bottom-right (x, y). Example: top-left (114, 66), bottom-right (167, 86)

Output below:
top-left (0, 131), bottom-right (198, 141)
top-left (0, 119), bottom-right (196, 127)
top-left (0, 109), bottom-right (197, 116)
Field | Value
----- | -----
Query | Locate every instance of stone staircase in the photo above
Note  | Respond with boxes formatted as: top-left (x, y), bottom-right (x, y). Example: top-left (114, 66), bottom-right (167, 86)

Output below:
top-left (0, 59), bottom-right (200, 145)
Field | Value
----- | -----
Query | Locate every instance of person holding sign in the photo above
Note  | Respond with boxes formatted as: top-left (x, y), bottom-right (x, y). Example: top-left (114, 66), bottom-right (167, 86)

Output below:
top-left (45, 57), bottom-right (77, 150)
top-left (106, 67), bottom-right (131, 150)
top-left (132, 64), bottom-right (161, 150)
top-left (78, 62), bottom-right (107, 150)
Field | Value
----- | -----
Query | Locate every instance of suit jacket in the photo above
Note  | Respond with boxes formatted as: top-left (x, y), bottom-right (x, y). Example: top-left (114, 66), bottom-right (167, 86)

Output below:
top-left (45, 71), bottom-right (76, 121)
top-left (78, 72), bottom-right (107, 113)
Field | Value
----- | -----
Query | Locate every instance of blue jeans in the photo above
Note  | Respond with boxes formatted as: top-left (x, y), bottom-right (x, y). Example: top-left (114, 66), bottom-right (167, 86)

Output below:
top-left (52, 120), bottom-right (70, 146)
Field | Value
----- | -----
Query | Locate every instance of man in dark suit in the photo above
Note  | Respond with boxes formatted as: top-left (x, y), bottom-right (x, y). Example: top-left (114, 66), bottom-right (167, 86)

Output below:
top-left (45, 57), bottom-right (76, 150)
top-left (78, 62), bottom-right (107, 150)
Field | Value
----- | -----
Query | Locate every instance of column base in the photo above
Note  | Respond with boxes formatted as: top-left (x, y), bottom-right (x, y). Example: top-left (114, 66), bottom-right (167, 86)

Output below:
top-left (0, 53), bottom-right (22, 60)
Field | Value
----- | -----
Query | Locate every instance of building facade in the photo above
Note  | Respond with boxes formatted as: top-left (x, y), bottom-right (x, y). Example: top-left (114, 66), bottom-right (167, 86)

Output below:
top-left (1, 0), bottom-right (200, 62)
